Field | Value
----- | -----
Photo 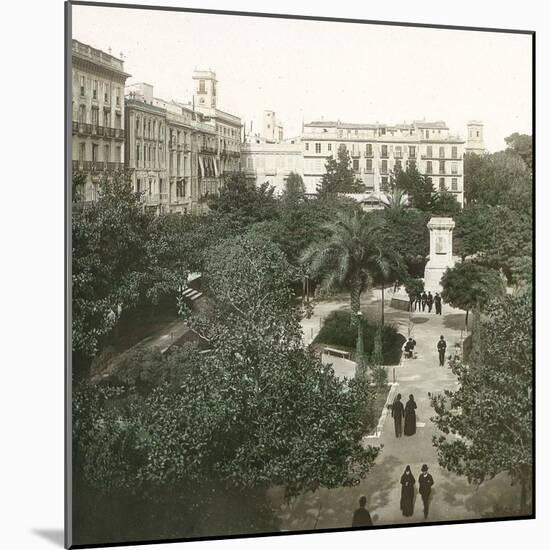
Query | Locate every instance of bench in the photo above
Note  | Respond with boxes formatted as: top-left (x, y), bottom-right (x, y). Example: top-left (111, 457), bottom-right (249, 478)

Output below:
top-left (322, 347), bottom-right (351, 360)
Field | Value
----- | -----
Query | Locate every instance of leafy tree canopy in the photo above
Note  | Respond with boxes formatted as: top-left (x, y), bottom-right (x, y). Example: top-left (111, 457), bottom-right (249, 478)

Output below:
top-left (393, 163), bottom-right (435, 212)
top-left (317, 145), bottom-right (366, 195)
top-left (504, 132), bottom-right (532, 169)
top-left (431, 289), bottom-right (532, 512)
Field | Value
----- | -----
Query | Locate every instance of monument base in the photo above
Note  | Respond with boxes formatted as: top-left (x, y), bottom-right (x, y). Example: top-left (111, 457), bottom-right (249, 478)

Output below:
top-left (389, 287), bottom-right (411, 311)
top-left (424, 262), bottom-right (453, 294)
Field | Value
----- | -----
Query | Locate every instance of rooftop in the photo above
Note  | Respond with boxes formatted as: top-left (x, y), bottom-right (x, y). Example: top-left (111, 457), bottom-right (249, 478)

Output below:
top-left (72, 39), bottom-right (131, 77)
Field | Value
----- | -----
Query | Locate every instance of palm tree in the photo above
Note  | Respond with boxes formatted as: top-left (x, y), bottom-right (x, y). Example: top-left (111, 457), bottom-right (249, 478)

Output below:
top-left (301, 209), bottom-right (391, 325)
top-left (381, 187), bottom-right (409, 212)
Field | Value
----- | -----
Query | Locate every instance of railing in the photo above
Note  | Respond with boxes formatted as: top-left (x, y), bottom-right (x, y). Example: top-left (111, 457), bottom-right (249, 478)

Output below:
top-left (380, 151), bottom-right (389, 158)
top-left (200, 145), bottom-right (217, 154)
top-left (72, 160), bottom-right (124, 172)
top-left (72, 121), bottom-right (124, 139)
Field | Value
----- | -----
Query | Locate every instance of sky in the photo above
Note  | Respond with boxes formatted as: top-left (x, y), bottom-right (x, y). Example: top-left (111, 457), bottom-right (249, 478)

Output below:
top-left (72, 4), bottom-right (532, 152)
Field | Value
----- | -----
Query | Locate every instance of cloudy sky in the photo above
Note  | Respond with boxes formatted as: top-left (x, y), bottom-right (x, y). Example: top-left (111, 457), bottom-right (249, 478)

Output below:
top-left (72, 4), bottom-right (532, 151)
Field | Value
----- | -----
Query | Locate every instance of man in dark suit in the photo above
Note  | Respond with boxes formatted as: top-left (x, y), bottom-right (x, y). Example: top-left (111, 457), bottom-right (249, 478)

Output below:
top-left (421, 291), bottom-right (428, 312)
top-left (434, 292), bottom-right (442, 315)
top-left (352, 496), bottom-right (373, 527)
top-left (418, 464), bottom-right (435, 519)
top-left (392, 393), bottom-right (405, 437)
top-left (437, 335), bottom-right (447, 366)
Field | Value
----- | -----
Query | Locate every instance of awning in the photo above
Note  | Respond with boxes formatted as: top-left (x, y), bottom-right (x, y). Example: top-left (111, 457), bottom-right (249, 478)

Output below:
top-left (198, 155), bottom-right (205, 178)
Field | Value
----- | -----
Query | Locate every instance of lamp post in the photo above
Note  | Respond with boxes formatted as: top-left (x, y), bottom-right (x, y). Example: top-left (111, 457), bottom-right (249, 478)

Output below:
top-left (356, 310), bottom-right (364, 356)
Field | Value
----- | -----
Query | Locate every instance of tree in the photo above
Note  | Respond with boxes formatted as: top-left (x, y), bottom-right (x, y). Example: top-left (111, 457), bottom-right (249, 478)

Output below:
top-left (463, 151), bottom-right (532, 211)
top-left (431, 190), bottom-right (462, 217)
top-left (440, 262), bottom-right (505, 330)
top-left (72, 174), bottom-right (170, 363)
top-left (301, 209), bottom-right (391, 325)
top-left (454, 204), bottom-right (532, 285)
top-left (317, 145), bottom-right (366, 195)
top-left (393, 163), bottom-right (435, 211)
top-left (207, 171), bottom-right (278, 227)
top-left (281, 172), bottom-right (306, 205)
top-left (504, 132), bottom-right (532, 169)
top-left (430, 289), bottom-right (532, 514)
top-left (381, 187), bottom-right (409, 213)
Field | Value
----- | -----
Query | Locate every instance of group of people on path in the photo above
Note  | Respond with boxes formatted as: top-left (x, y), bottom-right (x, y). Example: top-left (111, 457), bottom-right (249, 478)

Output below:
top-left (352, 464), bottom-right (435, 527)
top-left (391, 393), bottom-right (417, 437)
top-left (409, 291), bottom-right (442, 315)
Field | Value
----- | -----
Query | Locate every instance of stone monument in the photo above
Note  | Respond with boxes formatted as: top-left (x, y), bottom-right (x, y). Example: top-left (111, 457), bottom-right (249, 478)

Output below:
top-left (424, 217), bottom-right (455, 293)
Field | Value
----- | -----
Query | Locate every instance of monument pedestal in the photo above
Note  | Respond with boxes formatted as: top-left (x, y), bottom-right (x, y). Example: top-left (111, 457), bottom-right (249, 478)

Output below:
top-left (423, 217), bottom-right (456, 294)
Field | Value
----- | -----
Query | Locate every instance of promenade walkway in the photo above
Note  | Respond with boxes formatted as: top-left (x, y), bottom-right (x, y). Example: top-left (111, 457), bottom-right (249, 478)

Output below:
top-left (277, 296), bottom-right (517, 529)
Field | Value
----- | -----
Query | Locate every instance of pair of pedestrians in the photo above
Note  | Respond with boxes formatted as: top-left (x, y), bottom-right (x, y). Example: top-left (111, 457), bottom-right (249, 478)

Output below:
top-left (391, 394), bottom-right (417, 437)
top-left (400, 464), bottom-right (435, 519)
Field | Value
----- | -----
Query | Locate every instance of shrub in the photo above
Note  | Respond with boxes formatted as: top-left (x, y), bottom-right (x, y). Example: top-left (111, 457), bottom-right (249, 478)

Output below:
top-left (371, 365), bottom-right (389, 387)
top-left (314, 310), bottom-right (405, 365)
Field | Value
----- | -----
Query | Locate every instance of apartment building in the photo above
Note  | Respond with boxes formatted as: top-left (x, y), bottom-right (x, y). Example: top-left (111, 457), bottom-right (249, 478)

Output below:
top-left (71, 39), bottom-right (131, 201)
top-left (301, 120), bottom-right (466, 206)
top-left (240, 137), bottom-right (303, 194)
top-left (124, 71), bottom-right (241, 214)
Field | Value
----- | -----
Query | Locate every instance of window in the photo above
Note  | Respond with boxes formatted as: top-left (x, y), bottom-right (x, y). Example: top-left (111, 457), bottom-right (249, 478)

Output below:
top-left (425, 129), bottom-right (430, 139)
top-left (92, 144), bottom-right (99, 163)
top-left (115, 113), bottom-right (121, 129)
top-left (199, 79), bottom-right (206, 93)
top-left (379, 127), bottom-right (386, 136)
top-left (381, 176), bottom-right (389, 189)
top-left (79, 75), bottom-right (86, 97)
top-left (116, 88), bottom-right (121, 106)
top-left (452, 146), bottom-right (458, 159)
top-left (426, 146), bottom-right (433, 158)
top-left (439, 146), bottom-right (445, 158)
top-left (439, 161), bottom-right (445, 174)
top-left (451, 178), bottom-right (458, 191)
top-left (78, 105), bottom-right (86, 123)
top-left (136, 117), bottom-right (140, 136)
top-left (338, 130), bottom-right (343, 138)
top-left (305, 143), bottom-right (309, 151)
top-left (91, 108), bottom-right (99, 126)
top-left (395, 160), bottom-right (402, 171)
top-left (409, 146), bottom-right (416, 158)
top-left (115, 146), bottom-right (121, 162)
top-left (79, 142), bottom-right (86, 161)
top-left (381, 159), bottom-right (388, 173)
top-left (381, 145), bottom-right (388, 157)
top-left (426, 161), bottom-right (433, 174)
top-left (355, 129), bottom-right (358, 135)
top-left (136, 144), bottom-right (140, 163)
top-left (353, 159), bottom-right (359, 172)
top-left (395, 146), bottom-right (402, 158)
top-left (315, 143), bottom-right (321, 154)
top-left (366, 143), bottom-right (373, 157)
top-left (92, 80), bottom-right (98, 100)
top-left (104, 145), bottom-right (110, 162)
top-left (476, 131), bottom-right (480, 137)
top-left (104, 82), bottom-right (110, 103)
top-left (439, 178), bottom-right (445, 190)
top-left (366, 159), bottom-right (373, 172)
top-left (328, 143), bottom-right (332, 152)
top-left (451, 162), bottom-right (458, 175)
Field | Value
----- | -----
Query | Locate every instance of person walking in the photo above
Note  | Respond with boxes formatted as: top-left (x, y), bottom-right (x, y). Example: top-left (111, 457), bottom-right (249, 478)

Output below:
top-left (418, 465), bottom-right (435, 519)
top-left (352, 495), bottom-right (373, 527)
top-left (414, 292), bottom-right (422, 312)
top-left (437, 335), bottom-right (447, 367)
top-left (392, 393), bottom-right (405, 438)
top-left (427, 291), bottom-right (434, 313)
top-left (404, 394), bottom-right (417, 436)
top-left (421, 291), bottom-right (428, 312)
top-left (400, 465), bottom-right (416, 517)
top-left (434, 292), bottom-right (442, 315)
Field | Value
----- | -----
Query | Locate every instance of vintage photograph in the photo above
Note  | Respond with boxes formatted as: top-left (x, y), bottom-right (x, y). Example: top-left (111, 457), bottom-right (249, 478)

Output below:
top-left (67, 1), bottom-right (534, 547)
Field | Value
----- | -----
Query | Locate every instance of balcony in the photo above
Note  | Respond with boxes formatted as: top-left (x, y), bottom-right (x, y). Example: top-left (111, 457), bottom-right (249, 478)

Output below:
top-left (72, 121), bottom-right (124, 140)
top-left (380, 151), bottom-right (389, 159)
top-left (364, 150), bottom-right (374, 158)
top-left (350, 150), bottom-right (360, 158)
top-left (72, 160), bottom-right (125, 172)
top-left (393, 151), bottom-right (403, 158)
top-left (200, 145), bottom-right (217, 154)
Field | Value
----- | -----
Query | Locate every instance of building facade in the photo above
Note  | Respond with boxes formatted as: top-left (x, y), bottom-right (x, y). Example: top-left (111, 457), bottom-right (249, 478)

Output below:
top-left (124, 71), bottom-right (241, 214)
top-left (301, 120), bottom-right (466, 206)
top-left (71, 40), bottom-right (131, 201)
top-left (240, 137), bottom-right (303, 194)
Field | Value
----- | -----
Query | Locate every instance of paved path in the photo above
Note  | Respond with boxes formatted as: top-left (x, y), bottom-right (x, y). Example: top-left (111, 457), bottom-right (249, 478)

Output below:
top-left (273, 297), bottom-right (517, 529)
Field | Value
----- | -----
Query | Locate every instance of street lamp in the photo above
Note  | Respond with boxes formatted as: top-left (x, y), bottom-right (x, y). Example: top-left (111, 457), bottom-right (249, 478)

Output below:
top-left (356, 310), bottom-right (364, 356)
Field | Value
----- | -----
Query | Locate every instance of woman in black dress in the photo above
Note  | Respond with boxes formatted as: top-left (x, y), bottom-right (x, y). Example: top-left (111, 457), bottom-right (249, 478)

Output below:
top-left (400, 465), bottom-right (416, 517)
top-left (404, 394), bottom-right (417, 436)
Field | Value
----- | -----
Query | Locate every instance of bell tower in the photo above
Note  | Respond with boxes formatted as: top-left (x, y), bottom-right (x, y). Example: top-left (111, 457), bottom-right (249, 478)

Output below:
top-left (465, 120), bottom-right (485, 155)
top-left (192, 69), bottom-right (217, 112)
